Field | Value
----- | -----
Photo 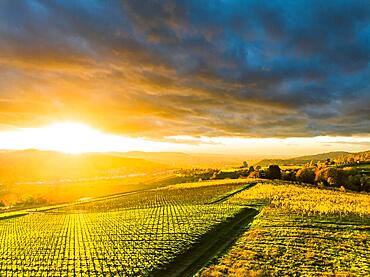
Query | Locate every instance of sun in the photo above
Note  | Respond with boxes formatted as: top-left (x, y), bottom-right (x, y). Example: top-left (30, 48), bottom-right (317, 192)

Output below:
top-left (0, 121), bottom-right (118, 154)
top-left (33, 122), bottom-right (103, 153)
top-left (0, 121), bottom-right (180, 154)
top-left (21, 122), bottom-right (106, 154)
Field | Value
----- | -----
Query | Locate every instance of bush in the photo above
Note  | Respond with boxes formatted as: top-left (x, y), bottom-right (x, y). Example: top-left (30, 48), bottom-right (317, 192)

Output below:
top-left (248, 170), bottom-right (260, 178)
top-left (296, 167), bottom-right (315, 184)
top-left (315, 167), bottom-right (347, 187)
top-left (265, 165), bottom-right (281, 179)
top-left (282, 170), bottom-right (296, 181)
top-left (361, 176), bottom-right (370, 192)
top-left (346, 175), bottom-right (362, 191)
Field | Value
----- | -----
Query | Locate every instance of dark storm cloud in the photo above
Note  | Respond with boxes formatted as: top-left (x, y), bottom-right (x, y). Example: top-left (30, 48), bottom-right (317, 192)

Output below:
top-left (0, 0), bottom-right (369, 137)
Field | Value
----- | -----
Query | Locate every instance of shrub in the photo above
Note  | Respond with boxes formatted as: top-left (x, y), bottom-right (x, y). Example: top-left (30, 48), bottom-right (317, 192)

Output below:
top-left (281, 170), bottom-right (296, 181)
top-left (248, 170), bottom-right (260, 178)
top-left (296, 167), bottom-right (315, 184)
top-left (265, 165), bottom-right (281, 179)
top-left (315, 167), bottom-right (347, 187)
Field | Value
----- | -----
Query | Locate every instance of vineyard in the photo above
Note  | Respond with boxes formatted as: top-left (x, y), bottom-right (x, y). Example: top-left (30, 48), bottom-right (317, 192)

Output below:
top-left (2, 179), bottom-right (368, 276)
top-left (201, 181), bottom-right (370, 276)
top-left (0, 179), bottom-right (253, 276)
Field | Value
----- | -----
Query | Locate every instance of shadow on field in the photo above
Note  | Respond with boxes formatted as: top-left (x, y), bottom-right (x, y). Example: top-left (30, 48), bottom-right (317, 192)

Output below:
top-left (151, 207), bottom-right (259, 277)
top-left (206, 181), bottom-right (258, 204)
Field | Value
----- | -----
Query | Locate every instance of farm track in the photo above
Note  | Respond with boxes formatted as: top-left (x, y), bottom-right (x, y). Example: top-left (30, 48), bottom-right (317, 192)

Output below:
top-left (151, 207), bottom-right (259, 277)
top-left (207, 181), bottom-right (258, 204)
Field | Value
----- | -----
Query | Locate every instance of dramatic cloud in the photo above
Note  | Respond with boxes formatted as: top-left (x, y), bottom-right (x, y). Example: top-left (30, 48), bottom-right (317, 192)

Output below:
top-left (0, 0), bottom-right (369, 138)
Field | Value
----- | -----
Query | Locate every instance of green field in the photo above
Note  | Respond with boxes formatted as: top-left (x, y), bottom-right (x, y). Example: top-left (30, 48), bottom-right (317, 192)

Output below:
top-left (0, 179), bottom-right (253, 275)
top-left (1, 179), bottom-right (370, 276)
top-left (343, 163), bottom-right (370, 176)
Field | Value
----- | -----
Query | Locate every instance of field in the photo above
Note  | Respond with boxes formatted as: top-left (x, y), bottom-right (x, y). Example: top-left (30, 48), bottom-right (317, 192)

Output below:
top-left (200, 181), bottom-right (370, 276)
top-left (0, 169), bottom-right (181, 207)
top-left (1, 178), bottom-right (370, 276)
top-left (0, 179), bottom-right (254, 276)
top-left (343, 163), bottom-right (370, 176)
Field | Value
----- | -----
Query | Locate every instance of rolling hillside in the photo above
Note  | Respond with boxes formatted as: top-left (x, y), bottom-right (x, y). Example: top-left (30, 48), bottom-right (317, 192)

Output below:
top-left (254, 150), bottom-right (369, 166)
top-left (114, 151), bottom-right (248, 168)
top-left (0, 149), bottom-right (167, 183)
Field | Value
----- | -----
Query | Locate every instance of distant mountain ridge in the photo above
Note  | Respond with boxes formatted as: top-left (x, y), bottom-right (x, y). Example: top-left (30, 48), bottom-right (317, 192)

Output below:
top-left (1, 149), bottom-right (368, 183)
top-left (0, 149), bottom-right (166, 183)
top-left (113, 151), bottom-right (247, 168)
top-left (255, 150), bottom-right (369, 166)
top-left (0, 149), bottom-right (248, 183)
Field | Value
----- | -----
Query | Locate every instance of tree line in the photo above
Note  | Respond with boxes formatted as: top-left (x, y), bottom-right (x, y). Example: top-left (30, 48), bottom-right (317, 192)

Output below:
top-left (249, 161), bottom-right (370, 192)
top-left (176, 158), bottom-right (370, 193)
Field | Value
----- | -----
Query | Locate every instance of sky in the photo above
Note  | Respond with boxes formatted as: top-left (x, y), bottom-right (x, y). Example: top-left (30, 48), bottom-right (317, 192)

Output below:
top-left (0, 0), bottom-right (369, 155)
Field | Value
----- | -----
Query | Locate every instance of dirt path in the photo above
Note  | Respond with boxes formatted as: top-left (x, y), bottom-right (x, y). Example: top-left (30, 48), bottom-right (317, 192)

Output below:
top-left (207, 181), bottom-right (258, 204)
top-left (151, 207), bottom-right (259, 277)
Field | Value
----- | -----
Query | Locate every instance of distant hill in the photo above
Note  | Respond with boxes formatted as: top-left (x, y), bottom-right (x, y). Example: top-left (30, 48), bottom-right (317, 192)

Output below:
top-left (335, 150), bottom-right (370, 164)
top-left (255, 151), bottom-right (352, 167)
top-left (114, 151), bottom-right (247, 168)
top-left (0, 149), bottom-right (166, 183)
top-left (0, 150), bottom-right (257, 184)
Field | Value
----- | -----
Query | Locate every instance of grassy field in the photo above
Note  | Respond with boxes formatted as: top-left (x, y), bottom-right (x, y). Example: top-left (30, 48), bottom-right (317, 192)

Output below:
top-left (1, 178), bottom-right (369, 276)
top-left (0, 179), bottom-right (253, 275)
top-left (200, 181), bottom-right (370, 276)
top-left (343, 163), bottom-right (370, 176)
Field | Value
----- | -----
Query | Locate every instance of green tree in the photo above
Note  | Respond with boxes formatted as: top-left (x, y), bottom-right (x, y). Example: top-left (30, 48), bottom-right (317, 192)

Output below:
top-left (296, 167), bottom-right (315, 184)
top-left (315, 167), bottom-right (346, 187)
top-left (248, 170), bottom-right (261, 178)
top-left (346, 175), bottom-right (362, 191)
top-left (266, 165), bottom-right (281, 179)
top-left (282, 170), bottom-right (296, 181)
